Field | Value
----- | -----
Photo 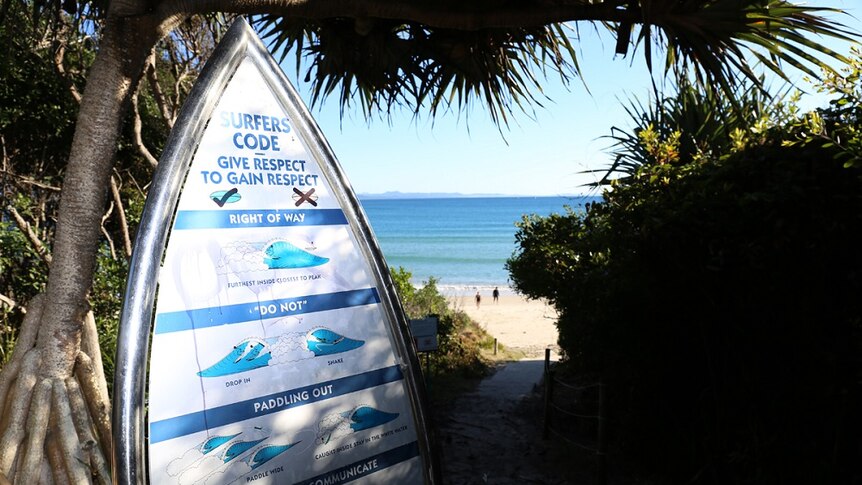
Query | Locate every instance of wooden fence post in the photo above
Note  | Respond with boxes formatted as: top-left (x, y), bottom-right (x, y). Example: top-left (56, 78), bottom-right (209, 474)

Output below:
top-left (596, 378), bottom-right (607, 485)
top-left (543, 349), bottom-right (553, 440)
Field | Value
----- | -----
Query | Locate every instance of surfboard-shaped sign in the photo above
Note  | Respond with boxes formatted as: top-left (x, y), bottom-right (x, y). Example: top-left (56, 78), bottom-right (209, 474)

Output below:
top-left (113, 18), bottom-right (437, 485)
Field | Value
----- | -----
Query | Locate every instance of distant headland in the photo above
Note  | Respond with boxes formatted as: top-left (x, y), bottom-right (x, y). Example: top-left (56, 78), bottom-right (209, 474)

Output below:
top-left (357, 191), bottom-right (590, 200)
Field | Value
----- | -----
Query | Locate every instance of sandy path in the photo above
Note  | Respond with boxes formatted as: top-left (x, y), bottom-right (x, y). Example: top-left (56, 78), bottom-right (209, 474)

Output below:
top-left (434, 293), bottom-right (578, 484)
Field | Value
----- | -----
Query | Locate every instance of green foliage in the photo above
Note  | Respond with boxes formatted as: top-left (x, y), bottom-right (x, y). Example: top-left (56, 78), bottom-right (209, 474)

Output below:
top-left (782, 46), bottom-right (862, 168)
top-left (0, 217), bottom-right (46, 298)
top-left (389, 267), bottom-right (490, 378)
top-left (427, 311), bottom-right (489, 377)
top-left (0, 225), bottom-right (34, 364)
top-left (89, 246), bottom-right (130, 395)
top-left (0, 5), bottom-right (85, 170)
top-left (508, 77), bottom-right (862, 482)
top-left (389, 266), bottom-right (448, 319)
top-left (0, 2), bottom-right (79, 364)
top-left (0, 4), bottom-right (227, 378)
top-left (0, 216), bottom-right (47, 365)
top-left (597, 77), bottom-right (797, 185)
top-left (635, 1), bottom-right (855, 96)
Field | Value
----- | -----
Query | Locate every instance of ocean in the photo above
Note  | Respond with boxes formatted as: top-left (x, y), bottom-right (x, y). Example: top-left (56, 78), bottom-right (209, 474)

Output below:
top-left (358, 196), bottom-right (600, 294)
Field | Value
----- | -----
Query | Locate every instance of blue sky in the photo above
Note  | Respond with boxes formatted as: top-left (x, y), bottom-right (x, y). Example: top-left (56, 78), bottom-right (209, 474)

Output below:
top-left (280, 1), bottom-right (861, 197)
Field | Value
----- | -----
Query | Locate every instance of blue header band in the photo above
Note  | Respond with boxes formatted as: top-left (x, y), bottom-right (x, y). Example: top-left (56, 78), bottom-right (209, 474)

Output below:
top-left (149, 365), bottom-right (404, 444)
top-left (302, 441), bottom-right (420, 485)
top-left (173, 209), bottom-right (347, 229)
top-left (154, 288), bottom-right (380, 334)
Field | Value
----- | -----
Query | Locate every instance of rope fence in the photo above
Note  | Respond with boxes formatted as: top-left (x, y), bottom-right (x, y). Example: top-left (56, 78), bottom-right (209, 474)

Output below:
top-left (542, 349), bottom-right (607, 485)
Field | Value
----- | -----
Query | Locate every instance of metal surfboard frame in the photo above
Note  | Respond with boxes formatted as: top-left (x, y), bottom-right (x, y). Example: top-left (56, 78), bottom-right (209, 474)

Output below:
top-left (112, 17), bottom-right (439, 484)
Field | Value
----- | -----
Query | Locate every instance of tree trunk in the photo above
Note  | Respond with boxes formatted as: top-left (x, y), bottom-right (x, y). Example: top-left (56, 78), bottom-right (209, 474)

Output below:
top-left (0, 15), bottom-right (160, 483)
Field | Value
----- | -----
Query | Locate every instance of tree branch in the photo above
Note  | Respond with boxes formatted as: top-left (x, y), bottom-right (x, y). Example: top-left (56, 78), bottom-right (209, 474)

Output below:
top-left (145, 50), bottom-right (175, 128)
top-left (75, 352), bottom-right (111, 456)
top-left (44, 435), bottom-right (68, 485)
top-left (51, 380), bottom-right (91, 484)
top-left (80, 312), bottom-right (109, 417)
top-left (110, 177), bottom-right (134, 258)
top-left (0, 295), bottom-right (43, 412)
top-left (0, 170), bottom-right (61, 192)
top-left (0, 294), bottom-right (19, 313)
top-left (0, 349), bottom-right (41, 475)
top-left (14, 379), bottom-right (52, 485)
top-left (120, 168), bottom-right (145, 200)
top-left (53, 33), bottom-right (83, 104)
top-left (0, 135), bottom-right (7, 172)
top-left (166, 40), bottom-right (187, 113)
top-left (7, 206), bottom-right (52, 266)
top-left (67, 378), bottom-right (111, 484)
top-left (38, 461), bottom-right (51, 484)
top-left (131, 89), bottom-right (160, 169)
top-left (101, 200), bottom-right (117, 260)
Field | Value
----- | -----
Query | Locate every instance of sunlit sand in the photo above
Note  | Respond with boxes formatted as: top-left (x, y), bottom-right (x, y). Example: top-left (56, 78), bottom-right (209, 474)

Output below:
top-left (451, 292), bottom-right (559, 357)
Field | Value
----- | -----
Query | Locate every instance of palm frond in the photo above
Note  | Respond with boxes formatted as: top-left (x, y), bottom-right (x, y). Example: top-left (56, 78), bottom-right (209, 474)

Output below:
top-left (639, 1), bottom-right (855, 91)
top-left (587, 75), bottom-right (792, 187)
top-left (252, 15), bottom-right (582, 125)
top-left (252, 1), bottom-right (856, 125)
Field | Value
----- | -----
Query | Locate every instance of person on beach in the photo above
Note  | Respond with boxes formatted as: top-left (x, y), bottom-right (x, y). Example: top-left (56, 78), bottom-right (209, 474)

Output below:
top-left (493, 287), bottom-right (499, 303)
top-left (475, 291), bottom-right (481, 308)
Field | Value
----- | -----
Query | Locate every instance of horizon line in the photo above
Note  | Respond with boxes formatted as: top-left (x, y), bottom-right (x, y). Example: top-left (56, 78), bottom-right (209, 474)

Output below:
top-left (357, 191), bottom-right (600, 200)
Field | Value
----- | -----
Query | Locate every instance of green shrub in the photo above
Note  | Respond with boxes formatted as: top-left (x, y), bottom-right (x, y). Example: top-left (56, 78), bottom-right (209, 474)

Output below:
top-left (390, 267), bottom-right (490, 378)
top-left (508, 80), bottom-right (862, 483)
top-left (0, 215), bottom-right (48, 366)
top-left (90, 246), bottom-right (130, 395)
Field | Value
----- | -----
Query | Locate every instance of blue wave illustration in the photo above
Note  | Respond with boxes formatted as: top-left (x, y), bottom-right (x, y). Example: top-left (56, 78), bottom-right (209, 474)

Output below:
top-left (197, 338), bottom-right (275, 377)
top-left (245, 442), bottom-right (299, 470)
top-left (198, 329), bottom-right (364, 377)
top-left (263, 240), bottom-right (329, 269)
top-left (222, 438), bottom-right (267, 463)
top-left (347, 406), bottom-right (399, 432)
top-left (199, 433), bottom-right (241, 454)
top-left (307, 328), bottom-right (364, 356)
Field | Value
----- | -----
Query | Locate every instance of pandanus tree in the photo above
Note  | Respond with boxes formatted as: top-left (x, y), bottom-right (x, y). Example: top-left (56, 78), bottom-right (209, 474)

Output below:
top-left (0, 0), bottom-right (856, 481)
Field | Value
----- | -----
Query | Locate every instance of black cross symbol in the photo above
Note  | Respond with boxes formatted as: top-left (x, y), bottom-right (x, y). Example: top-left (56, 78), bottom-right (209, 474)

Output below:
top-left (293, 187), bottom-right (318, 207)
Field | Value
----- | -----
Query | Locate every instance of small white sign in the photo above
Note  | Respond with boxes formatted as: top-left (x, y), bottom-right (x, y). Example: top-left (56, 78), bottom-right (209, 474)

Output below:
top-left (409, 317), bottom-right (438, 352)
top-left (413, 336), bottom-right (438, 353)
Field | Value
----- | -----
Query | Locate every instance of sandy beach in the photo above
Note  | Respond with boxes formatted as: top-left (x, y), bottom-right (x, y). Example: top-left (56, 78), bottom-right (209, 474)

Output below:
top-left (449, 292), bottom-right (560, 358)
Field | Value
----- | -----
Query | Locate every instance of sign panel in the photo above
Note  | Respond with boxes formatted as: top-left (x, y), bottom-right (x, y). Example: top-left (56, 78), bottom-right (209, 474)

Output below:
top-left (133, 19), bottom-right (435, 485)
top-left (409, 317), bottom-right (439, 352)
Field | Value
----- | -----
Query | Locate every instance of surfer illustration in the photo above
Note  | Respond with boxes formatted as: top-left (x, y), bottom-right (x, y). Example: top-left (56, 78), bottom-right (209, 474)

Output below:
top-left (317, 405), bottom-right (399, 444)
top-left (167, 428), bottom-right (267, 484)
top-left (262, 239), bottom-right (329, 269)
top-left (198, 327), bottom-right (364, 377)
top-left (238, 338), bottom-right (268, 362)
top-left (305, 327), bottom-right (365, 356)
top-left (166, 427), bottom-right (301, 485)
top-left (216, 238), bottom-right (328, 274)
top-left (200, 434), bottom-right (241, 455)
top-left (213, 237), bottom-right (357, 292)
top-left (243, 443), bottom-right (298, 470)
